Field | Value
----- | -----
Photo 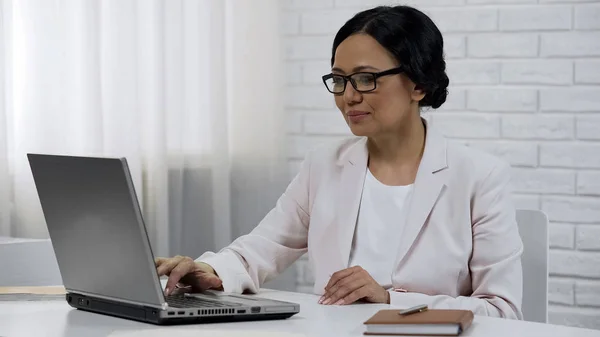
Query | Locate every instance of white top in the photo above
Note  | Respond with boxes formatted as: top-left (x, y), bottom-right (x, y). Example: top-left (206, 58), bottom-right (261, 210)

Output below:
top-left (1, 289), bottom-right (598, 337)
top-left (348, 169), bottom-right (414, 288)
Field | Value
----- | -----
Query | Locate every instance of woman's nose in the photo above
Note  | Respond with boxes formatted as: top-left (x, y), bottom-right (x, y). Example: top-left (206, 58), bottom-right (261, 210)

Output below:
top-left (343, 81), bottom-right (362, 104)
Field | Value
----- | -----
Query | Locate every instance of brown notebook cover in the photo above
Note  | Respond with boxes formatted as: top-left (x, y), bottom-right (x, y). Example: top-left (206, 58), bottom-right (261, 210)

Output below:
top-left (363, 309), bottom-right (474, 336)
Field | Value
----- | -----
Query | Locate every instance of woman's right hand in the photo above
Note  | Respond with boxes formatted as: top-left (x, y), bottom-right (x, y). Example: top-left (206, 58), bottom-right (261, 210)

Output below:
top-left (155, 255), bottom-right (223, 296)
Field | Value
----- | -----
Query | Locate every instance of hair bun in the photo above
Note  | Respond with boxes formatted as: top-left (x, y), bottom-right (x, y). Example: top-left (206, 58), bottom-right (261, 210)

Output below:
top-left (421, 73), bottom-right (449, 109)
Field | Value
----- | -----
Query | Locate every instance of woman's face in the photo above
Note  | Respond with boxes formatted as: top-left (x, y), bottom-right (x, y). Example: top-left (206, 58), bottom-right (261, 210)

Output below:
top-left (331, 33), bottom-right (424, 138)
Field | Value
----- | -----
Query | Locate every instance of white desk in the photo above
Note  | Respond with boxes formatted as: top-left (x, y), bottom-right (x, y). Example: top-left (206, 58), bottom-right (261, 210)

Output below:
top-left (1, 289), bottom-right (599, 337)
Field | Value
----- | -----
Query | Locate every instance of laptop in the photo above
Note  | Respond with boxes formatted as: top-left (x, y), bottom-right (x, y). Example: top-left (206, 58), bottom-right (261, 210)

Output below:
top-left (27, 153), bottom-right (300, 325)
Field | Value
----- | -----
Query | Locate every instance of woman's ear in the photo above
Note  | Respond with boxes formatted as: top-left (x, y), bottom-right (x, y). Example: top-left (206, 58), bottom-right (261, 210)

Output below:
top-left (411, 85), bottom-right (426, 103)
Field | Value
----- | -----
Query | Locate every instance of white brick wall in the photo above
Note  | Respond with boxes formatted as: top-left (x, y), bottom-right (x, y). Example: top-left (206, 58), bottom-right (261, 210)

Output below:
top-left (281, 0), bottom-right (600, 329)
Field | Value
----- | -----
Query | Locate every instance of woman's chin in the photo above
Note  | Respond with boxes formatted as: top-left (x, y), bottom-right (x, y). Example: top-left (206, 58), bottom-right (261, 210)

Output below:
top-left (348, 125), bottom-right (376, 137)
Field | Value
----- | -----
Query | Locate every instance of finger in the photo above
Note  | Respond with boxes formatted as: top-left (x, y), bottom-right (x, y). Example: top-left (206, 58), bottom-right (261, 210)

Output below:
top-left (339, 285), bottom-right (369, 305)
top-left (323, 275), bottom-right (365, 305)
top-left (154, 257), bottom-right (166, 267)
top-left (156, 256), bottom-right (184, 277)
top-left (324, 266), bottom-right (358, 291)
top-left (164, 259), bottom-right (195, 296)
top-left (184, 272), bottom-right (223, 291)
top-left (319, 267), bottom-right (360, 304)
top-left (323, 267), bottom-right (367, 300)
top-left (322, 273), bottom-right (354, 301)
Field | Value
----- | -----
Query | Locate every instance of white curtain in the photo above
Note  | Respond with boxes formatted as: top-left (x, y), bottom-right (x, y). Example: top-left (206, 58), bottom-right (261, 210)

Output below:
top-left (0, 0), bottom-right (288, 266)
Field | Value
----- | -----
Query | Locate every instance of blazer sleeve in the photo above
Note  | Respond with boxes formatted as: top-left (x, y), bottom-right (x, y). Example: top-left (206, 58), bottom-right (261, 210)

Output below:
top-left (390, 162), bottom-right (524, 319)
top-left (195, 153), bottom-right (312, 294)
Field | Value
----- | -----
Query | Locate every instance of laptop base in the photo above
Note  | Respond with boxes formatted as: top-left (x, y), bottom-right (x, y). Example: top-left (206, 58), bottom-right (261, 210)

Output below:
top-left (67, 293), bottom-right (295, 325)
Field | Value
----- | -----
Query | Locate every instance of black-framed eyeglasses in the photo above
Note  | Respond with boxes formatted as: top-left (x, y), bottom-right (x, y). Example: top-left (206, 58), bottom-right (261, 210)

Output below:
top-left (321, 66), bottom-right (404, 94)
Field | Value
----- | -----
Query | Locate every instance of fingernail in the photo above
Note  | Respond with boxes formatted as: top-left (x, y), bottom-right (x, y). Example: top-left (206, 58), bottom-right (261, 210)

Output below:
top-left (334, 299), bottom-right (344, 305)
top-left (322, 298), bottom-right (331, 305)
top-left (318, 296), bottom-right (324, 304)
top-left (165, 288), bottom-right (170, 296)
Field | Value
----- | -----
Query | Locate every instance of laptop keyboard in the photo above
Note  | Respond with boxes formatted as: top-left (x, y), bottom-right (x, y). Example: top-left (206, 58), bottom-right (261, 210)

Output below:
top-left (166, 295), bottom-right (242, 309)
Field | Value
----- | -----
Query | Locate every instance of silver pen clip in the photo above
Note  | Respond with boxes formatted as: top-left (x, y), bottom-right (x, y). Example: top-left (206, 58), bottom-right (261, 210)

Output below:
top-left (399, 304), bottom-right (428, 315)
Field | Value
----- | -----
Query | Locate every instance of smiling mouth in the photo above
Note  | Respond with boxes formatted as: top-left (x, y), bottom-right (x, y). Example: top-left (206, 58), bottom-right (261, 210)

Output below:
top-left (347, 111), bottom-right (370, 117)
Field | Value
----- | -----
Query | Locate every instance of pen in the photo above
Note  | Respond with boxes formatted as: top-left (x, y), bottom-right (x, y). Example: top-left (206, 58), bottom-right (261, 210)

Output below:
top-left (399, 304), bottom-right (428, 315)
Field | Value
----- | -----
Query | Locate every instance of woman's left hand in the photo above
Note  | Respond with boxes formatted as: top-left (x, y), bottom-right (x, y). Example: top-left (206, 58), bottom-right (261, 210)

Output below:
top-left (319, 266), bottom-right (390, 305)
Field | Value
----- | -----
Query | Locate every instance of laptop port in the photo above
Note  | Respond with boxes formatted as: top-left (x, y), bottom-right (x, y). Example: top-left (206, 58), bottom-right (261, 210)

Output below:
top-left (237, 309), bottom-right (246, 314)
top-left (251, 307), bottom-right (260, 313)
top-left (168, 311), bottom-right (175, 316)
top-left (177, 311), bottom-right (185, 315)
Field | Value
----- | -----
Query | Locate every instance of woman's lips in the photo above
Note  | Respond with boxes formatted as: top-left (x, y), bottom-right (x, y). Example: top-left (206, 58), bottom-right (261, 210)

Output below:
top-left (347, 111), bottom-right (370, 123)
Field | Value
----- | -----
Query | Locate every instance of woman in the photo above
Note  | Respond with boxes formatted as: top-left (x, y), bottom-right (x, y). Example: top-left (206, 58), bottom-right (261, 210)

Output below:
top-left (155, 5), bottom-right (524, 319)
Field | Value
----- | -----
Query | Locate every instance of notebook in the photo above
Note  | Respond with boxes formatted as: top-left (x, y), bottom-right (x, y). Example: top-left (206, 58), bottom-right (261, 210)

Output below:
top-left (363, 309), bottom-right (474, 336)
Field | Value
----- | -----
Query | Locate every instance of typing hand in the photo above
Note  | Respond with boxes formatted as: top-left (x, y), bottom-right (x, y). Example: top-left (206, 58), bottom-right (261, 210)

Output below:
top-left (155, 256), bottom-right (223, 296)
top-left (319, 266), bottom-right (389, 305)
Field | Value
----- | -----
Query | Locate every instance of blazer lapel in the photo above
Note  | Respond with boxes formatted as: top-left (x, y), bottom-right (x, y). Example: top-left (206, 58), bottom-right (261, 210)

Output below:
top-left (334, 137), bottom-right (368, 271)
top-left (395, 125), bottom-right (449, 266)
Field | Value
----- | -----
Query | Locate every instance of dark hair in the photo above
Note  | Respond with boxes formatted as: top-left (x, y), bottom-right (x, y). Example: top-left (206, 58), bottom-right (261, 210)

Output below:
top-left (331, 5), bottom-right (449, 109)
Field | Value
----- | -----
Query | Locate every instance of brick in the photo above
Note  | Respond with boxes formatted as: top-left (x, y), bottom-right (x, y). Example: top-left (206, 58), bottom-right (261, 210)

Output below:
top-left (304, 110), bottom-right (351, 135)
top-left (283, 0), bottom-right (334, 9)
top-left (444, 35), bottom-right (466, 59)
top-left (541, 0), bottom-right (600, 3)
top-left (549, 250), bottom-right (600, 278)
top-left (281, 12), bottom-right (300, 35)
top-left (540, 143), bottom-right (600, 169)
top-left (288, 135), bottom-right (346, 159)
top-left (286, 110), bottom-right (304, 134)
top-left (333, 0), bottom-right (392, 8)
top-left (575, 60), bottom-right (600, 84)
top-left (285, 62), bottom-right (303, 85)
top-left (540, 88), bottom-right (600, 112)
top-left (578, 171), bottom-right (600, 196)
top-left (576, 280), bottom-right (600, 307)
top-left (467, 89), bottom-right (537, 112)
top-left (549, 306), bottom-right (600, 330)
top-left (300, 10), bottom-right (356, 35)
top-left (548, 278), bottom-right (575, 305)
top-left (285, 86), bottom-right (336, 109)
top-left (284, 36), bottom-right (332, 60)
top-left (469, 0), bottom-right (536, 3)
top-left (501, 115), bottom-right (574, 140)
top-left (302, 61), bottom-right (331, 84)
top-left (576, 225), bottom-right (600, 251)
top-left (500, 6), bottom-right (571, 31)
top-left (577, 116), bottom-right (600, 140)
top-left (542, 195), bottom-right (600, 223)
top-left (431, 114), bottom-right (500, 139)
top-left (335, 0), bottom-right (467, 7)
top-left (511, 168), bottom-right (575, 194)
top-left (549, 223), bottom-right (575, 249)
top-left (575, 4), bottom-right (600, 30)
top-left (287, 159), bottom-right (303, 179)
top-left (439, 88), bottom-right (466, 111)
top-left (541, 32), bottom-right (600, 57)
top-left (502, 60), bottom-right (573, 85)
top-left (512, 194), bottom-right (540, 210)
top-left (468, 34), bottom-right (538, 58)
top-left (426, 8), bottom-right (497, 33)
top-left (468, 141), bottom-right (538, 167)
top-left (446, 61), bottom-right (499, 84)
top-left (393, 0), bottom-right (466, 6)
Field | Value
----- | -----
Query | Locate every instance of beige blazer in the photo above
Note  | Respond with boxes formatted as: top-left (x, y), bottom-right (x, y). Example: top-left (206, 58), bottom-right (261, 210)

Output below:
top-left (198, 121), bottom-right (524, 319)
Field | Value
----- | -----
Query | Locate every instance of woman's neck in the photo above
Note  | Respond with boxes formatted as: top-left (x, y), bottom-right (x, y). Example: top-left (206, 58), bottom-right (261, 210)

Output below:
top-left (367, 117), bottom-right (426, 166)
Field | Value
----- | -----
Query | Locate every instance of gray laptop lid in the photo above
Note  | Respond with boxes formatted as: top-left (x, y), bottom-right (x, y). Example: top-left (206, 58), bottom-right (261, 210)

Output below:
top-left (28, 154), bottom-right (165, 308)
